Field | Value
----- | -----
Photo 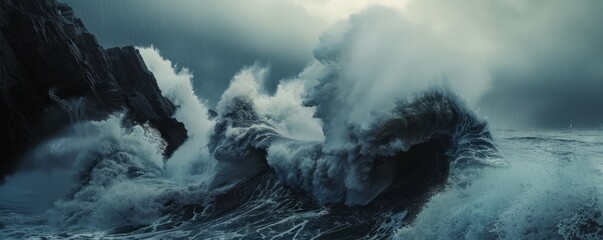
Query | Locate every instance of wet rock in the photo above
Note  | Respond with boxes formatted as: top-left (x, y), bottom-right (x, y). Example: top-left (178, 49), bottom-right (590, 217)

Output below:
top-left (0, 0), bottom-right (187, 181)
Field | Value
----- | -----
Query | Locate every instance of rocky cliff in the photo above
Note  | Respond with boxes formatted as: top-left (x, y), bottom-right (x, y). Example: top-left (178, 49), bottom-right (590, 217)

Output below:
top-left (0, 0), bottom-right (188, 181)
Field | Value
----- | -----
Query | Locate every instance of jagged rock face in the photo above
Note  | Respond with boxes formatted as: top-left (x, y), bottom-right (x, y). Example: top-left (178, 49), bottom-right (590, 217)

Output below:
top-left (0, 0), bottom-right (187, 181)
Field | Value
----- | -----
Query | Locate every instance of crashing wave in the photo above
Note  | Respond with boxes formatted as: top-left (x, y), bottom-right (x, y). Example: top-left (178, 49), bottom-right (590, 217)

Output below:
top-left (201, 6), bottom-right (503, 206)
top-left (209, 88), bottom-right (502, 206)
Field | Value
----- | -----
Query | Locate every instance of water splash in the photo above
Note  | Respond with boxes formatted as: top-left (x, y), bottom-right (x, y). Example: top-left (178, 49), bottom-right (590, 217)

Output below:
top-left (48, 89), bottom-right (87, 123)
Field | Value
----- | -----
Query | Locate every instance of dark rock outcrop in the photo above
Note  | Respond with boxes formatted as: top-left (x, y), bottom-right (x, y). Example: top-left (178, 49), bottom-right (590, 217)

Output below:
top-left (0, 0), bottom-right (188, 181)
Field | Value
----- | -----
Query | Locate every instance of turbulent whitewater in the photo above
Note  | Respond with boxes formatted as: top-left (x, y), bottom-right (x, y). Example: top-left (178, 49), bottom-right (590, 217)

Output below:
top-left (2, 46), bottom-right (601, 239)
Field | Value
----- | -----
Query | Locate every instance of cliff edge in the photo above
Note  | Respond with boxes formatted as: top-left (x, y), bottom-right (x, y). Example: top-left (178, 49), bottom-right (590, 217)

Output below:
top-left (0, 0), bottom-right (188, 181)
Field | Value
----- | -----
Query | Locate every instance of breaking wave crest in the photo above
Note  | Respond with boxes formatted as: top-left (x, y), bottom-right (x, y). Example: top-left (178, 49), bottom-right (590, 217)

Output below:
top-left (210, 87), bottom-right (500, 206)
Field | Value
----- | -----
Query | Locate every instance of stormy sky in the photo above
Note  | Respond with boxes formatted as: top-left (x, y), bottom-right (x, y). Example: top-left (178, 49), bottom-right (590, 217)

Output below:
top-left (60, 0), bottom-right (603, 129)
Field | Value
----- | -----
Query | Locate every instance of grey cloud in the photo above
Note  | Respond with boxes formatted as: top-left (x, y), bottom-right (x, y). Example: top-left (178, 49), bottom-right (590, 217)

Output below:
top-left (60, 0), bottom-right (325, 105)
top-left (375, 0), bottom-right (603, 128)
top-left (61, 0), bottom-right (603, 129)
top-left (404, 0), bottom-right (603, 128)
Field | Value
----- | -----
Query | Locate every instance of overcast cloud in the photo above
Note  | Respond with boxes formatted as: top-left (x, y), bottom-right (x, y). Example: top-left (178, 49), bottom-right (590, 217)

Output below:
top-left (61, 0), bottom-right (325, 103)
top-left (61, 0), bottom-right (603, 128)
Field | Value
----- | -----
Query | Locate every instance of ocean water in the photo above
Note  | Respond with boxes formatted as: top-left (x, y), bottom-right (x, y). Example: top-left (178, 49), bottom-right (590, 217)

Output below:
top-left (0, 46), bottom-right (600, 240)
top-left (1, 128), bottom-right (601, 240)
